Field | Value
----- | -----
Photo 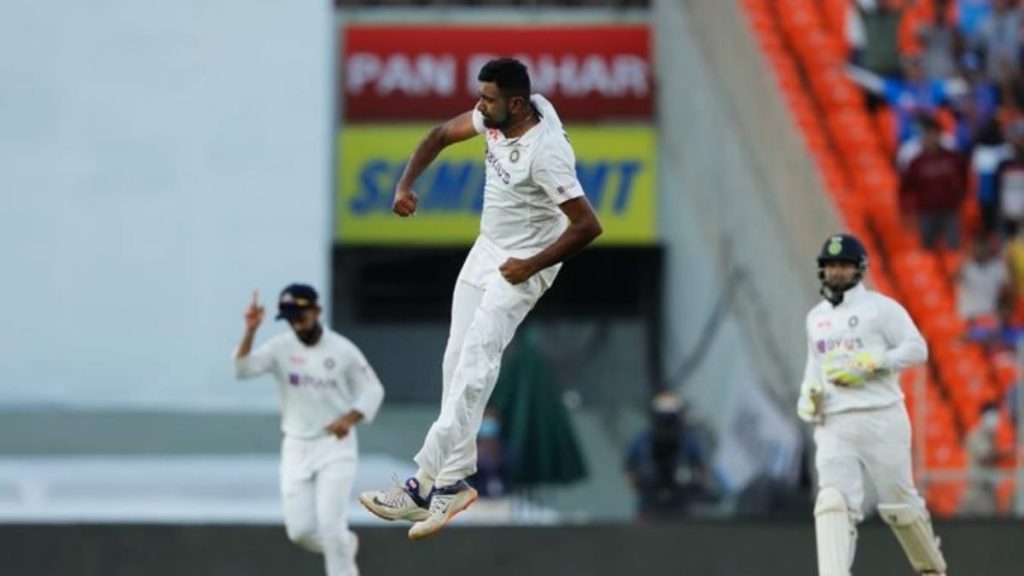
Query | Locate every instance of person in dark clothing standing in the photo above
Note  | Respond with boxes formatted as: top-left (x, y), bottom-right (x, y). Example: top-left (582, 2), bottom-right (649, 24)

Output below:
top-left (995, 119), bottom-right (1024, 235)
top-left (899, 115), bottom-right (969, 249)
top-left (624, 391), bottom-right (709, 521)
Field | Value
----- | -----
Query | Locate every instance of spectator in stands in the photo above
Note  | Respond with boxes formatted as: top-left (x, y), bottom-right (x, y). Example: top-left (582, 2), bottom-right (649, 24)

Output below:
top-left (898, 112), bottom-right (960, 172)
top-left (848, 0), bottom-right (912, 79)
top-left (997, 61), bottom-right (1024, 109)
top-left (967, 289), bottom-right (1024, 349)
top-left (468, 407), bottom-right (510, 498)
top-left (960, 402), bottom-right (1006, 516)
top-left (849, 54), bottom-right (955, 143)
top-left (1010, 382), bottom-right (1020, 427)
top-left (624, 391), bottom-right (710, 521)
top-left (959, 0), bottom-right (995, 43)
top-left (971, 117), bottom-right (1011, 232)
top-left (892, 56), bottom-right (993, 165)
top-left (899, 114), bottom-right (970, 249)
top-left (995, 119), bottom-right (1024, 235)
top-left (1005, 220), bottom-right (1024, 293)
top-left (917, 0), bottom-right (963, 80)
top-left (957, 233), bottom-right (1009, 323)
top-left (972, 0), bottom-right (1023, 82)
top-left (949, 52), bottom-right (1000, 150)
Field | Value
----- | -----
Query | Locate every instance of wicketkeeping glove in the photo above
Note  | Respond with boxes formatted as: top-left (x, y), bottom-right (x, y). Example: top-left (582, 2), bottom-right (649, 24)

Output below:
top-left (824, 350), bottom-right (886, 387)
top-left (797, 381), bottom-right (824, 424)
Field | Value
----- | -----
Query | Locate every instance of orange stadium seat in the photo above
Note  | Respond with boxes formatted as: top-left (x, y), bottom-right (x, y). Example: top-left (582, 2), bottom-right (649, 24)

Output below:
top-left (924, 440), bottom-right (966, 468)
top-left (996, 478), bottom-right (1016, 513)
top-left (821, 0), bottom-right (848, 37)
top-left (870, 273), bottom-right (898, 298)
top-left (938, 248), bottom-right (965, 280)
top-left (926, 481), bottom-right (966, 517)
top-left (874, 214), bottom-right (920, 253)
top-left (872, 107), bottom-right (899, 157)
top-left (810, 70), bottom-right (863, 110)
top-left (992, 355), bottom-right (1020, 392)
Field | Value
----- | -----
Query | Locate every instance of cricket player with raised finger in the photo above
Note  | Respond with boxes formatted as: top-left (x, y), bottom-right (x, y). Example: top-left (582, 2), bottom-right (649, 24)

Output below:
top-left (799, 234), bottom-right (948, 576)
top-left (234, 284), bottom-right (384, 576)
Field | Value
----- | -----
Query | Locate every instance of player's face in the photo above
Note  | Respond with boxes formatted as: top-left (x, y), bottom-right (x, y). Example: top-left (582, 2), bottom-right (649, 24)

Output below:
top-left (477, 82), bottom-right (509, 129)
top-left (287, 308), bottom-right (320, 333)
top-left (823, 261), bottom-right (858, 289)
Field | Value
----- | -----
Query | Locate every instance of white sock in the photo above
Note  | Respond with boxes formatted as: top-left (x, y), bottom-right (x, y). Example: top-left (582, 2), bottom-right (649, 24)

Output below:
top-left (414, 469), bottom-right (434, 498)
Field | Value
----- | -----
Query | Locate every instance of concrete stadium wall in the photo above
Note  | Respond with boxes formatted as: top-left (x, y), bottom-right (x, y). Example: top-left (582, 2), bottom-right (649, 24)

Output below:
top-left (5, 521), bottom-right (1021, 576)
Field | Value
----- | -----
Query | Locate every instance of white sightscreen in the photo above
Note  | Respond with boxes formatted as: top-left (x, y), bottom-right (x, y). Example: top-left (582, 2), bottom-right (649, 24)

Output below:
top-left (0, 0), bottom-right (333, 410)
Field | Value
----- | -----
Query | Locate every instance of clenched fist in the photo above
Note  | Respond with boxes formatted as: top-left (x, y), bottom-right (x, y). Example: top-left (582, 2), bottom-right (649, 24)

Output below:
top-left (499, 257), bottom-right (537, 285)
top-left (392, 187), bottom-right (419, 217)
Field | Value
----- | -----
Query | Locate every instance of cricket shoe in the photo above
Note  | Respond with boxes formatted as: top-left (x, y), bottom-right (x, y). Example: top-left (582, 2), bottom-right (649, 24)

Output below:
top-left (408, 480), bottom-right (478, 541)
top-left (358, 477), bottom-right (430, 523)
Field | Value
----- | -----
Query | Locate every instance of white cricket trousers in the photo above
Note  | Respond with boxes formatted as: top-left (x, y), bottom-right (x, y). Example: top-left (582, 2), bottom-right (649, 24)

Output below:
top-left (414, 236), bottom-right (551, 486)
top-left (814, 402), bottom-right (928, 522)
top-left (281, 434), bottom-right (359, 576)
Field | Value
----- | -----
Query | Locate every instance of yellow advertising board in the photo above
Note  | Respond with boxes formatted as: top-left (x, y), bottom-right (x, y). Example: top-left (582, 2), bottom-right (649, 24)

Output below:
top-left (336, 125), bottom-right (656, 245)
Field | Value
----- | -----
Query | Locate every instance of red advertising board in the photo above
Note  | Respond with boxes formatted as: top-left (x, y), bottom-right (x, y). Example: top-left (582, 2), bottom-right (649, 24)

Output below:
top-left (341, 25), bottom-right (652, 122)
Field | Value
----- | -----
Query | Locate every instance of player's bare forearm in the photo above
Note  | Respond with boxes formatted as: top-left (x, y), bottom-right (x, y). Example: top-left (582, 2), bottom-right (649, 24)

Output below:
top-left (326, 410), bottom-right (365, 439)
top-left (397, 111), bottom-right (477, 190)
top-left (397, 128), bottom-right (447, 190)
top-left (501, 198), bottom-right (602, 284)
top-left (236, 291), bottom-right (264, 358)
top-left (342, 410), bottom-right (364, 425)
top-left (235, 327), bottom-right (257, 359)
top-left (532, 197), bottom-right (602, 266)
top-left (527, 217), bottom-right (602, 272)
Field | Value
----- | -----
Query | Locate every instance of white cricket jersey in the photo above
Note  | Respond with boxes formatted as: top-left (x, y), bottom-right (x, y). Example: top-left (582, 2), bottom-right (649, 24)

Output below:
top-left (234, 329), bottom-right (385, 440)
top-left (801, 283), bottom-right (928, 414)
top-left (471, 94), bottom-right (585, 254)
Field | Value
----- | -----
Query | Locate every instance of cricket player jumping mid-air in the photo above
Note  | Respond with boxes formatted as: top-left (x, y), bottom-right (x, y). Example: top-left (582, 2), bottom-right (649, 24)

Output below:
top-left (359, 57), bottom-right (603, 541)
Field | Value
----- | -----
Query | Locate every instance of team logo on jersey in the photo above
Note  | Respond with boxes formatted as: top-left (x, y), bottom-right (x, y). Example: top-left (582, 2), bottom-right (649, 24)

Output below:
top-left (818, 337), bottom-right (865, 355)
top-left (289, 356), bottom-right (307, 365)
top-left (325, 358), bottom-right (336, 370)
top-left (509, 149), bottom-right (520, 163)
top-left (287, 372), bottom-right (338, 389)
top-left (556, 181), bottom-right (578, 196)
top-left (848, 316), bottom-right (859, 328)
top-left (485, 149), bottom-right (512, 185)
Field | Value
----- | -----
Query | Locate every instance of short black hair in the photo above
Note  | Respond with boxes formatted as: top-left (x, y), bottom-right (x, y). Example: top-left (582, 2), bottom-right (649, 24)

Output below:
top-left (477, 58), bottom-right (531, 98)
